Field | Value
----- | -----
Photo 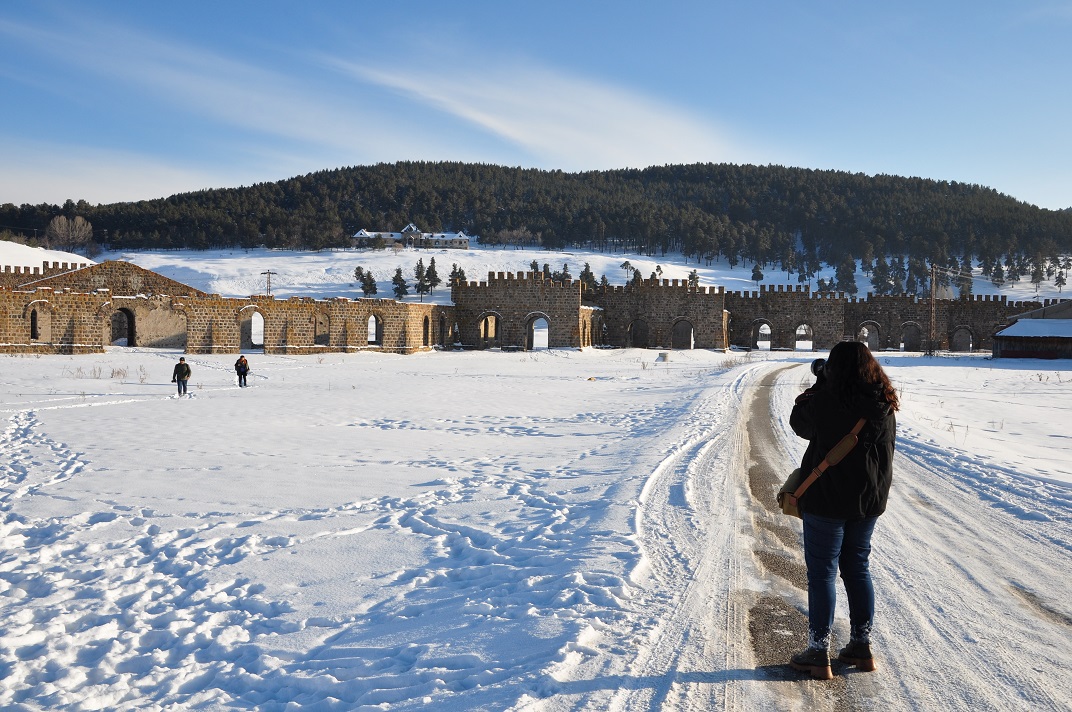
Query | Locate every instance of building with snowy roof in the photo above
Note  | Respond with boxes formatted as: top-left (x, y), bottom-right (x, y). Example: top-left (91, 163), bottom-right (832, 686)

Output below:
top-left (353, 223), bottom-right (470, 250)
top-left (992, 300), bottom-right (1072, 359)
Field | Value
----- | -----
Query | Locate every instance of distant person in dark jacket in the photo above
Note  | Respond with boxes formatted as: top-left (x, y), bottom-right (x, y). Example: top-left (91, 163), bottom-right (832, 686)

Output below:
top-left (787, 340), bottom-right (898, 680)
top-left (235, 355), bottom-right (249, 387)
top-left (172, 357), bottom-right (191, 396)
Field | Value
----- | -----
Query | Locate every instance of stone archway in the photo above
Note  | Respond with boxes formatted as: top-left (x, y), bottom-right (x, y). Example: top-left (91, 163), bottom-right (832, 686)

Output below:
top-left (795, 323), bottom-right (814, 351)
top-left (751, 320), bottom-right (773, 351)
top-left (627, 319), bottom-right (649, 348)
top-left (525, 313), bottom-right (550, 350)
top-left (671, 319), bottom-right (695, 349)
top-left (422, 316), bottom-right (431, 347)
top-left (479, 313), bottom-right (501, 349)
top-left (368, 314), bottom-right (384, 346)
top-left (25, 300), bottom-right (52, 343)
top-left (314, 311), bottom-right (330, 346)
top-left (951, 325), bottom-right (974, 352)
top-left (237, 306), bottom-right (266, 351)
top-left (109, 307), bottom-right (136, 346)
top-left (858, 321), bottom-right (882, 350)
top-left (900, 322), bottom-right (923, 352)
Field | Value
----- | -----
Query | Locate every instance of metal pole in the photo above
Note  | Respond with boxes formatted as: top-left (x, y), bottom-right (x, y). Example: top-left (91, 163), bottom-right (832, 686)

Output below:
top-left (928, 263), bottom-right (936, 356)
top-left (261, 270), bottom-right (276, 296)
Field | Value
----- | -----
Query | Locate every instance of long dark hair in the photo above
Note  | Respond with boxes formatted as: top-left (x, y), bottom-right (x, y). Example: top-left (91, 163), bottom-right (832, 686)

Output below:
top-left (824, 341), bottom-right (899, 411)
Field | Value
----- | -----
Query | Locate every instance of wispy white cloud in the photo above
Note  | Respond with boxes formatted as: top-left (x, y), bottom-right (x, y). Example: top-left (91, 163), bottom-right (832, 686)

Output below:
top-left (0, 15), bottom-right (423, 162)
top-left (329, 58), bottom-right (763, 170)
top-left (0, 13), bottom-right (779, 204)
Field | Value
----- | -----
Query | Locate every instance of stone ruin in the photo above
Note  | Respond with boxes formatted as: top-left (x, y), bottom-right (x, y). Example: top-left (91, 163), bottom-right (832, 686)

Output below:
top-left (1, 260), bottom-right (1064, 355)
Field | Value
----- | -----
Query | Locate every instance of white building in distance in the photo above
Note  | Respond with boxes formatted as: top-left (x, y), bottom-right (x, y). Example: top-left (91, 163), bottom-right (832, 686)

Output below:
top-left (353, 223), bottom-right (471, 250)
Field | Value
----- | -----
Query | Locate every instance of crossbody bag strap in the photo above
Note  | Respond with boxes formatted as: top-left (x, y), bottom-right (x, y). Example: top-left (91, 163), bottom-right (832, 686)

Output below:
top-left (791, 417), bottom-right (867, 500)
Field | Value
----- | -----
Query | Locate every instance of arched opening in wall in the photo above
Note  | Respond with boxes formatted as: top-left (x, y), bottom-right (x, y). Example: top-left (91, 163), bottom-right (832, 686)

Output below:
top-left (251, 312), bottom-right (265, 350)
top-left (950, 326), bottom-right (974, 352)
top-left (313, 312), bottom-right (330, 346)
top-left (109, 308), bottom-right (136, 346)
top-left (480, 314), bottom-right (500, 349)
top-left (438, 315), bottom-right (448, 347)
top-left (368, 315), bottom-right (383, 346)
top-left (526, 316), bottom-right (549, 350)
top-left (795, 324), bottom-right (814, 351)
top-left (900, 323), bottom-right (922, 352)
top-left (627, 320), bottom-right (649, 348)
top-left (30, 309), bottom-right (39, 341)
top-left (752, 322), bottom-right (772, 351)
top-left (671, 319), bottom-right (695, 349)
top-left (422, 316), bottom-right (430, 346)
top-left (858, 322), bottom-right (881, 350)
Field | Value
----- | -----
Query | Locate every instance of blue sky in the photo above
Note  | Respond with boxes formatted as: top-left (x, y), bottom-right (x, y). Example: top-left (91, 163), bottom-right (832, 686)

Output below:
top-left (1, 1), bottom-right (1070, 209)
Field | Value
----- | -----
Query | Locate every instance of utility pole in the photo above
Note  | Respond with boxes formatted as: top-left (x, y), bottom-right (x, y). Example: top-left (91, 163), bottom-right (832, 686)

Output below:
top-left (928, 262), bottom-right (936, 356)
top-left (261, 270), bottom-right (277, 296)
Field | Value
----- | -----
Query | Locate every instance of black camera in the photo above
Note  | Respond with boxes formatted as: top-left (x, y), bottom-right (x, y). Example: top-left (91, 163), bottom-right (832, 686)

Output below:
top-left (810, 358), bottom-right (826, 377)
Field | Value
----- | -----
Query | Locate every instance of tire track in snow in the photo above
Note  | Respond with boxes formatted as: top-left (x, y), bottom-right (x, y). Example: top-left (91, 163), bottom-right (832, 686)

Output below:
top-left (534, 362), bottom-right (761, 711)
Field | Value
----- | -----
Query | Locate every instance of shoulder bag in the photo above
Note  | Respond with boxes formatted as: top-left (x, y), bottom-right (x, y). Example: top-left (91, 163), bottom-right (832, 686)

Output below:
top-left (778, 418), bottom-right (867, 518)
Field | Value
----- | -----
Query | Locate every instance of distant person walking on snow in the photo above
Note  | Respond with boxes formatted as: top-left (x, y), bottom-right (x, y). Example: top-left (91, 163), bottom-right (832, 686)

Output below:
top-left (172, 356), bottom-right (191, 396)
top-left (235, 355), bottom-right (250, 387)
top-left (787, 341), bottom-right (898, 680)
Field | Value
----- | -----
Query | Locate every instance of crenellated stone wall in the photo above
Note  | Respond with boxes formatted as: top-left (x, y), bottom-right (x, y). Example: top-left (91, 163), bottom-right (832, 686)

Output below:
top-left (18, 260), bottom-right (207, 297)
top-left (0, 261), bottom-right (91, 290)
top-left (593, 279), bottom-right (728, 349)
top-left (1, 259), bottom-right (1067, 356)
top-left (452, 272), bottom-right (588, 348)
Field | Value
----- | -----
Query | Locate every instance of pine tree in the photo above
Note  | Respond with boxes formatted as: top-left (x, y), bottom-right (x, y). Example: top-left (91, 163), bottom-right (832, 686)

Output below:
top-left (449, 263), bottom-right (467, 285)
top-left (1056, 270), bottom-right (1066, 293)
top-left (578, 262), bottom-right (597, 291)
top-left (414, 258), bottom-right (429, 300)
top-left (835, 257), bottom-right (857, 295)
top-left (361, 270), bottom-right (377, 297)
top-left (870, 255), bottom-right (891, 295)
top-left (991, 263), bottom-right (1005, 286)
top-left (751, 264), bottom-right (764, 285)
top-left (426, 257), bottom-right (441, 292)
top-left (392, 267), bottom-right (409, 299)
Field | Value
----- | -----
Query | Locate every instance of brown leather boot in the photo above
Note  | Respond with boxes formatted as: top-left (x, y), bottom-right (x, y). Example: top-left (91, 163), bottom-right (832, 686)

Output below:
top-left (838, 640), bottom-right (877, 672)
top-left (790, 647), bottom-right (833, 680)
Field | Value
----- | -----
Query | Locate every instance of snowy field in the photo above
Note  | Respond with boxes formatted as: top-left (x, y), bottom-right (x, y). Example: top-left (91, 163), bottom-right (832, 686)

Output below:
top-left (1, 345), bottom-right (1070, 711)
top-left (2, 241), bottom-right (1071, 710)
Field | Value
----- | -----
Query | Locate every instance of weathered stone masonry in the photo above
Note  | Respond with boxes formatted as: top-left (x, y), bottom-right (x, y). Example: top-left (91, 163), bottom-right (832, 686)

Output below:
top-left (1, 260), bottom-right (1066, 355)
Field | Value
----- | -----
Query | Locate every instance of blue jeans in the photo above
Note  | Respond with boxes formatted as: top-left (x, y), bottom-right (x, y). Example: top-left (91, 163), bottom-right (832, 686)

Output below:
top-left (802, 513), bottom-right (878, 648)
top-left (176, 379), bottom-right (188, 396)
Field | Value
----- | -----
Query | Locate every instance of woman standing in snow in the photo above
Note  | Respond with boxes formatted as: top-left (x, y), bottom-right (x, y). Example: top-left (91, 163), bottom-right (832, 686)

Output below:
top-left (788, 340), bottom-right (898, 680)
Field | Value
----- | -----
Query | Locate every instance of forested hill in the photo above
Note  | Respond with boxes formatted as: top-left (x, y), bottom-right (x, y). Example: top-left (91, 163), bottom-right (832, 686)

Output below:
top-left (3, 162), bottom-right (1071, 285)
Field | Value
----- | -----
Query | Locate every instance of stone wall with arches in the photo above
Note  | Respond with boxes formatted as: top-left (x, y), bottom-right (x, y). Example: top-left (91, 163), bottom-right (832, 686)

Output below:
top-left (1, 287), bottom-right (110, 354)
top-left (594, 280), bottom-right (728, 349)
top-left (452, 271), bottom-right (587, 349)
top-left (178, 295), bottom-right (449, 355)
top-left (2, 260), bottom-right (1067, 356)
